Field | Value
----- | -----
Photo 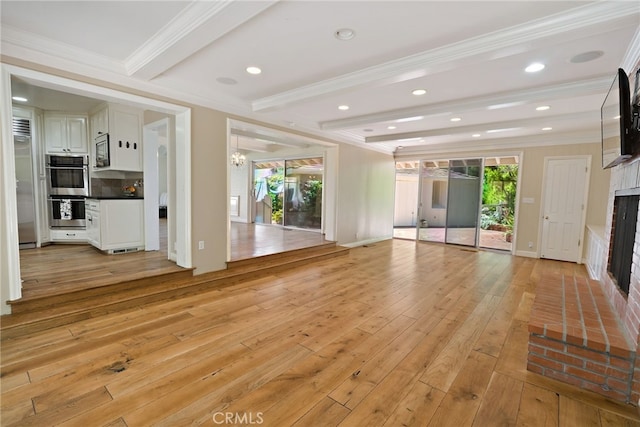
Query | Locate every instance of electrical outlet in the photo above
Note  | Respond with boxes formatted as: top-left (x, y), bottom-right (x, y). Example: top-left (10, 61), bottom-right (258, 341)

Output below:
top-left (198, 240), bottom-right (205, 250)
top-left (528, 241), bottom-right (533, 248)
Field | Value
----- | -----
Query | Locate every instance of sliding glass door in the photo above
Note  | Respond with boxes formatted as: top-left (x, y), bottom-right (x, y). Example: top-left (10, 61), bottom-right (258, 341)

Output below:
top-left (418, 160), bottom-right (448, 243)
top-left (283, 158), bottom-right (323, 230)
top-left (445, 159), bottom-right (483, 247)
top-left (253, 157), bottom-right (324, 231)
top-left (395, 156), bottom-right (517, 251)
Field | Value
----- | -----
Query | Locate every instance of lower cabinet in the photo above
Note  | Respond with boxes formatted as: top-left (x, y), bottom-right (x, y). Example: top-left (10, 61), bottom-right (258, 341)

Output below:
top-left (85, 198), bottom-right (144, 253)
top-left (50, 229), bottom-right (87, 242)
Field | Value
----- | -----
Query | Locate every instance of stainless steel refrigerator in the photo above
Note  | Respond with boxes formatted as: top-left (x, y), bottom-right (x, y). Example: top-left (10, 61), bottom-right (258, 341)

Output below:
top-left (13, 116), bottom-right (37, 249)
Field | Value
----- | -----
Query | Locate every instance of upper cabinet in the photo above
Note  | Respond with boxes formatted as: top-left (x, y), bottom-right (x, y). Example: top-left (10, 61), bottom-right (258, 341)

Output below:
top-left (90, 103), bottom-right (143, 172)
top-left (44, 113), bottom-right (88, 154)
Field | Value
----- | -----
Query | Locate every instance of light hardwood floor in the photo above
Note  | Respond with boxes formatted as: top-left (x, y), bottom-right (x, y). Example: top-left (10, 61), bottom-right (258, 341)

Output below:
top-left (17, 221), bottom-right (331, 300)
top-left (2, 239), bottom-right (639, 426)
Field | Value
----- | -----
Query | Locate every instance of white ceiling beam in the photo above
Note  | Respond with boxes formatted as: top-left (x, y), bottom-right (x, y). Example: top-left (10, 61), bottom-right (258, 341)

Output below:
top-left (365, 111), bottom-right (594, 143)
top-left (320, 76), bottom-right (611, 131)
top-left (126, 0), bottom-right (279, 80)
top-left (251, 1), bottom-right (638, 112)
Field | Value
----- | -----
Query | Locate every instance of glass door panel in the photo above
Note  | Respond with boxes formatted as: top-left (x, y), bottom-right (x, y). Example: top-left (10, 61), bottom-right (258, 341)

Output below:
top-left (283, 157), bottom-right (323, 230)
top-left (393, 161), bottom-right (419, 239)
top-left (445, 159), bottom-right (483, 246)
top-left (253, 161), bottom-right (284, 225)
top-left (418, 160), bottom-right (449, 243)
top-left (479, 157), bottom-right (518, 251)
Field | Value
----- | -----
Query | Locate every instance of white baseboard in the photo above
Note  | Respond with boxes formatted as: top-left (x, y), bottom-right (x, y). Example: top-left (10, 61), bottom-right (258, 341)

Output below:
top-left (515, 250), bottom-right (538, 258)
top-left (341, 236), bottom-right (392, 248)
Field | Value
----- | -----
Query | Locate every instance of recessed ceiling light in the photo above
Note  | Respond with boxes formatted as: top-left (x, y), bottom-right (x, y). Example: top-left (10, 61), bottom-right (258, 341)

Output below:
top-left (335, 28), bottom-right (355, 41)
top-left (525, 62), bottom-right (545, 73)
top-left (397, 146), bottom-right (404, 149)
top-left (246, 66), bottom-right (262, 75)
top-left (412, 89), bottom-right (427, 96)
top-left (450, 117), bottom-right (461, 122)
top-left (396, 116), bottom-right (423, 123)
top-left (12, 96), bottom-right (27, 102)
top-left (536, 105), bottom-right (550, 111)
top-left (472, 134), bottom-right (481, 137)
top-left (542, 127), bottom-right (552, 131)
top-left (338, 105), bottom-right (350, 111)
top-left (387, 125), bottom-right (397, 130)
top-left (570, 50), bottom-right (604, 64)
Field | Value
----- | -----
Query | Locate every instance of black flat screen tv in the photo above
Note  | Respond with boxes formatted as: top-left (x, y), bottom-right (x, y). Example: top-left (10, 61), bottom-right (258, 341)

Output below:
top-left (601, 68), bottom-right (633, 169)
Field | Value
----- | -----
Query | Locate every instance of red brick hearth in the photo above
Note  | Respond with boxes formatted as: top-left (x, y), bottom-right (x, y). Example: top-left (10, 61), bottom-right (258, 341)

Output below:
top-left (528, 271), bottom-right (639, 403)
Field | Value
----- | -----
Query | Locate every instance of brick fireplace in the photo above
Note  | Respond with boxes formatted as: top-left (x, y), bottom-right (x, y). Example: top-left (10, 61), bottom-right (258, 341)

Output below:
top-left (601, 161), bottom-right (640, 346)
top-left (527, 159), bottom-right (640, 404)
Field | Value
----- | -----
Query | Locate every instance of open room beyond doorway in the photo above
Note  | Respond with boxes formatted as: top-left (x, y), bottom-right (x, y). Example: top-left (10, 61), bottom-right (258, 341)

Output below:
top-left (394, 156), bottom-right (519, 252)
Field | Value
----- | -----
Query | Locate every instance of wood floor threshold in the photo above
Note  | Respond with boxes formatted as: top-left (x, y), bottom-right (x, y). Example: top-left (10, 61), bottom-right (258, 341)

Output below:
top-left (0, 245), bottom-right (350, 339)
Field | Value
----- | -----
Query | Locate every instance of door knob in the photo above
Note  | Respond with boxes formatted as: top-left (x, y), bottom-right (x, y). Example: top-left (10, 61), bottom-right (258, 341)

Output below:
top-left (545, 216), bottom-right (549, 220)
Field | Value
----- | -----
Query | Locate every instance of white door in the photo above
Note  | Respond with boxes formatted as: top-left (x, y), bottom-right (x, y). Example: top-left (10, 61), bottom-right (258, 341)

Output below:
top-left (540, 157), bottom-right (589, 262)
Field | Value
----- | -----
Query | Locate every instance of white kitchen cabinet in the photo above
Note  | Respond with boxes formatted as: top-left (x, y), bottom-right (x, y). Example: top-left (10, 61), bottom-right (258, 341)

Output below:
top-left (85, 199), bottom-right (100, 247)
top-left (44, 113), bottom-right (88, 154)
top-left (50, 229), bottom-right (87, 242)
top-left (89, 103), bottom-right (143, 172)
top-left (85, 198), bottom-right (144, 253)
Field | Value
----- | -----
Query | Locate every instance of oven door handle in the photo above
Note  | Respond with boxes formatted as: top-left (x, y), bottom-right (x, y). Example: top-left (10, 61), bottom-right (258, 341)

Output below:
top-left (46, 166), bottom-right (88, 170)
top-left (47, 198), bottom-right (85, 202)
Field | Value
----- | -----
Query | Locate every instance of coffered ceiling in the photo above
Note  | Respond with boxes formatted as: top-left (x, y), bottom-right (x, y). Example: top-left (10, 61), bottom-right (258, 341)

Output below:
top-left (2, 1), bottom-right (639, 155)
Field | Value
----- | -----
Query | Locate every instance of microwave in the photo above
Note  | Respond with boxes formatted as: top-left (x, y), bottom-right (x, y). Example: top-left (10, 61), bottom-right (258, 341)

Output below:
top-left (95, 133), bottom-right (110, 168)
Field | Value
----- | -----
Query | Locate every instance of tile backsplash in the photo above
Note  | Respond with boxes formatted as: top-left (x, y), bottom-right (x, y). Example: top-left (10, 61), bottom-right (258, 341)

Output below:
top-left (91, 174), bottom-right (144, 198)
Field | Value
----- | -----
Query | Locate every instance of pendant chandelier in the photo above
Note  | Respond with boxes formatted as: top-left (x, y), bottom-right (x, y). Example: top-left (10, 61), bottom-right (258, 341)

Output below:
top-left (230, 134), bottom-right (246, 167)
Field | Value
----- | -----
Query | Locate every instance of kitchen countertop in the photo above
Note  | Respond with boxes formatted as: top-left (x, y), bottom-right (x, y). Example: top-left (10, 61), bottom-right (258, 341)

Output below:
top-left (86, 196), bottom-right (144, 200)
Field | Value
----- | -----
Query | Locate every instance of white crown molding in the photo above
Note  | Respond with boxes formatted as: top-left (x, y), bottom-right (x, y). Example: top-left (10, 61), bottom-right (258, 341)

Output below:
top-left (251, 1), bottom-right (639, 112)
top-left (125, 0), bottom-right (279, 80)
top-left (320, 76), bottom-right (611, 131)
top-left (621, 24), bottom-right (640, 73)
top-left (1, 25), bottom-right (125, 75)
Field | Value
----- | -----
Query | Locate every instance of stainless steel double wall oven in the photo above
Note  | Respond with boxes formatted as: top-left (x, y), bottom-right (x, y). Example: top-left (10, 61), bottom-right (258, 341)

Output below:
top-left (46, 155), bottom-right (89, 228)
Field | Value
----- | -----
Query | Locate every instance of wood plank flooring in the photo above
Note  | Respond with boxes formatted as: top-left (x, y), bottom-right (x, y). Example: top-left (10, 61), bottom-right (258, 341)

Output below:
top-left (2, 239), bottom-right (639, 426)
top-left (16, 221), bottom-right (331, 300)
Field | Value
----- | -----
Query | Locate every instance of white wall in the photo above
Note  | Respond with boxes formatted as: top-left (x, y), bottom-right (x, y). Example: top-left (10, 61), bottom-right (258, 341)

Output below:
top-left (229, 160), bottom-right (250, 223)
top-left (336, 144), bottom-right (395, 245)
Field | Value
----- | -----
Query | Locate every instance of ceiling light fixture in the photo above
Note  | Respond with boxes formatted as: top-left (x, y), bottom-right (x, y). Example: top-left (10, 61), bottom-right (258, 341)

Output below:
top-left (12, 96), bottom-right (27, 102)
top-left (412, 89), bottom-right (427, 96)
top-left (525, 62), bottom-right (545, 73)
top-left (230, 134), bottom-right (246, 167)
top-left (396, 116), bottom-right (423, 123)
top-left (472, 134), bottom-right (481, 137)
top-left (335, 28), bottom-right (356, 41)
top-left (246, 66), bottom-right (262, 75)
top-left (542, 127), bottom-right (552, 131)
top-left (536, 105), bottom-right (550, 111)
top-left (338, 105), bottom-right (350, 111)
top-left (450, 117), bottom-right (461, 122)
top-left (387, 125), bottom-right (397, 130)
